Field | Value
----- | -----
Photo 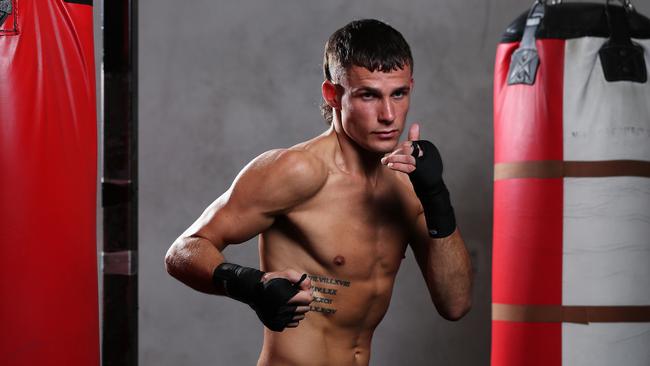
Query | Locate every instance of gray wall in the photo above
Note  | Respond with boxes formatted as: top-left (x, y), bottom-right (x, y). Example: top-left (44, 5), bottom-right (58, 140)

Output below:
top-left (131, 1), bottom-right (650, 365)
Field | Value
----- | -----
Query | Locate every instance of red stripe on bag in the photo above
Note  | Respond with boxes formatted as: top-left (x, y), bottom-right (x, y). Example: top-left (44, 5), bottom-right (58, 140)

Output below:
top-left (492, 39), bottom-right (566, 366)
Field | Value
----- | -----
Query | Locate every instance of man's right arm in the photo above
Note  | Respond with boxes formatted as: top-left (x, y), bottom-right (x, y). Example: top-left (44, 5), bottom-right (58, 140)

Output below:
top-left (164, 148), bottom-right (328, 295)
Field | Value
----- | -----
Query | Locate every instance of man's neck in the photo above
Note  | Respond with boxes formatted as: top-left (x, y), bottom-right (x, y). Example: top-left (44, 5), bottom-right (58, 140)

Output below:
top-left (328, 123), bottom-right (384, 183)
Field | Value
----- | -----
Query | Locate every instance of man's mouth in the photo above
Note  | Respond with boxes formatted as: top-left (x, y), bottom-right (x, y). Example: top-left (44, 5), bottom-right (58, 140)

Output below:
top-left (373, 129), bottom-right (399, 139)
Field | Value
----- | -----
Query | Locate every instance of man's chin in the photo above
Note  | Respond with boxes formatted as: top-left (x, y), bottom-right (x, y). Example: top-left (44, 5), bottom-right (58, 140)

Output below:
top-left (368, 141), bottom-right (399, 155)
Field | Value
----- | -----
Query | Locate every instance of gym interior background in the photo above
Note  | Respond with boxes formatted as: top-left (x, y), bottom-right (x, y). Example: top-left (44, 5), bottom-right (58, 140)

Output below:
top-left (89, 1), bottom-right (650, 365)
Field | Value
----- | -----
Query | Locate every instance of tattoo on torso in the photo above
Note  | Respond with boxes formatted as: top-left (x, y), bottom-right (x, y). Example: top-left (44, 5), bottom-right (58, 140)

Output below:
top-left (309, 275), bottom-right (351, 315)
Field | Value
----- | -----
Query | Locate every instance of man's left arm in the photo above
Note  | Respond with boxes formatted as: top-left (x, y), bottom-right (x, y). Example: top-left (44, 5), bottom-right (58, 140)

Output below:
top-left (409, 219), bottom-right (473, 321)
top-left (382, 123), bottom-right (472, 320)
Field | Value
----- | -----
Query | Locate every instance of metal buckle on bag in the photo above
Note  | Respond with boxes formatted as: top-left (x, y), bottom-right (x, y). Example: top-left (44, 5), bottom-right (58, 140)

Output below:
top-left (507, 2), bottom-right (545, 85)
top-left (0, 0), bottom-right (18, 35)
top-left (599, 0), bottom-right (646, 83)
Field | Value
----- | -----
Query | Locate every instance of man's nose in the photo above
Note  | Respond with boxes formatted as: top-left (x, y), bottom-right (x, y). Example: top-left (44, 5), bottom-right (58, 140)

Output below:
top-left (378, 98), bottom-right (395, 124)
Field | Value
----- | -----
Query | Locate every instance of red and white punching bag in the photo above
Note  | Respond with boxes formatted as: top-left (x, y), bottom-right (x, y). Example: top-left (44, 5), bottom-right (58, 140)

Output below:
top-left (0, 1), bottom-right (99, 365)
top-left (492, 1), bottom-right (650, 365)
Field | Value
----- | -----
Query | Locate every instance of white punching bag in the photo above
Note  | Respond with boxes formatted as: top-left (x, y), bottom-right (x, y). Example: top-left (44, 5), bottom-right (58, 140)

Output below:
top-left (492, 1), bottom-right (650, 365)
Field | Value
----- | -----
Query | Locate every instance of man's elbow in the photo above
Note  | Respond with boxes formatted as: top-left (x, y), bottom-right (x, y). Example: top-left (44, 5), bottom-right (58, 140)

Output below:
top-left (439, 299), bottom-right (472, 321)
top-left (164, 242), bottom-right (183, 278)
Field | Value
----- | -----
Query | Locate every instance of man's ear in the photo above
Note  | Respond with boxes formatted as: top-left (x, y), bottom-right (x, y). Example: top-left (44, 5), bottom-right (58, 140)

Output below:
top-left (322, 80), bottom-right (341, 109)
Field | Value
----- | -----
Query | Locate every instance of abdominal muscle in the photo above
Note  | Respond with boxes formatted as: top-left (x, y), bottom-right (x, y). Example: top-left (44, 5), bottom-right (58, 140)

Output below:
top-left (257, 274), bottom-right (396, 366)
top-left (257, 233), bottom-right (404, 366)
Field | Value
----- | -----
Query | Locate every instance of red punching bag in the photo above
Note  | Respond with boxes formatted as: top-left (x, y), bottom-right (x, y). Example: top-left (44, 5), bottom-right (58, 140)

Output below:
top-left (493, 1), bottom-right (650, 366)
top-left (0, 1), bottom-right (99, 365)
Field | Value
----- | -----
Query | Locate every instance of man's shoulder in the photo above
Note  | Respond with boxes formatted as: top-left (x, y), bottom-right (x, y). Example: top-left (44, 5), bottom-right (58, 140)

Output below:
top-left (258, 147), bottom-right (327, 180)
top-left (242, 147), bottom-right (328, 201)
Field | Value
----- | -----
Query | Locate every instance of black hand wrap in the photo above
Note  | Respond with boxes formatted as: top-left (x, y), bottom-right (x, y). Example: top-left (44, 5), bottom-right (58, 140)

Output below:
top-left (408, 140), bottom-right (456, 238)
top-left (212, 263), bottom-right (301, 332)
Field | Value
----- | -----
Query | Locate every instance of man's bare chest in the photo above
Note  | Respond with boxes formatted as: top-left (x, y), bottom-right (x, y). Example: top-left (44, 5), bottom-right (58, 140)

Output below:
top-left (274, 174), bottom-right (416, 275)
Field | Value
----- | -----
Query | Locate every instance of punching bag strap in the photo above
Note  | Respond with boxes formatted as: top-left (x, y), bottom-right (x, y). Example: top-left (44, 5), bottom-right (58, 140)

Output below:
top-left (507, 1), bottom-right (545, 85)
top-left (613, 0), bottom-right (634, 12)
top-left (0, 0), bottom-right (11, 27)
top-left (599, 0), bottom-right (647, 83)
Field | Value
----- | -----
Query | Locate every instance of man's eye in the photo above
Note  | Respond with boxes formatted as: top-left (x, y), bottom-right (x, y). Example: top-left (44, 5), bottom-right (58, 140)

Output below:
top-left (361, 93), bottom-right (376, 100)
top-left (393, 91), bottom-right (407, 98)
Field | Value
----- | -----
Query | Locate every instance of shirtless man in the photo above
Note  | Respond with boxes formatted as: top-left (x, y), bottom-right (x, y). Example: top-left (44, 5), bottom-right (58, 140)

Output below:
top-left (165, 19), bottom-right (473, 366)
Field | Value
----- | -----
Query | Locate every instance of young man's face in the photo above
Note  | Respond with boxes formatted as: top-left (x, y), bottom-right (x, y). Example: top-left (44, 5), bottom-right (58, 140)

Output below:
top-left (337, 64), bottom-right (413, 154)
